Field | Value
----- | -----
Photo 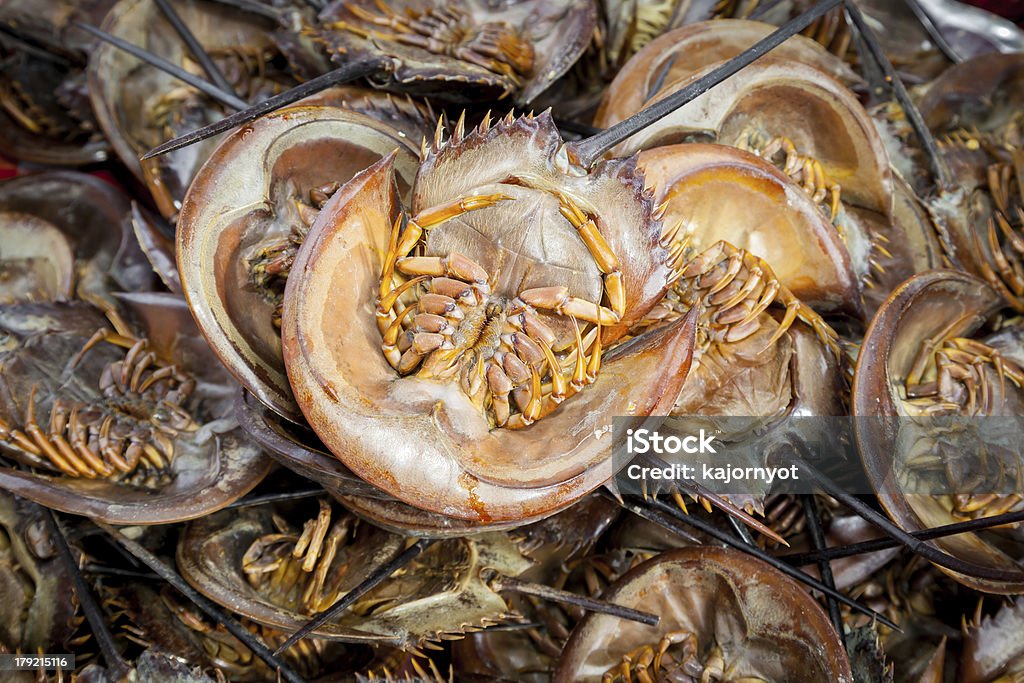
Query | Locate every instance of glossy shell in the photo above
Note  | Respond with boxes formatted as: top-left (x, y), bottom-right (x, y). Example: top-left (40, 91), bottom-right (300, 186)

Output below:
top-left (595, 19), bottom-right (860, 127)
top-left (177, 105), bottom-right (420, 421)
top-left (234, 389), bottom-right (523, 537)
top-left (853, 270), bottom-right (1024, 592)
top-left (638, 142), bottom-right (860, 314)
top-left (555, 546), bottom-right (853, 682)
top-left (88, 0), bottom-right (284, 217)
top-left (282, 144), bottom-right (700, 521)
top-left (596, 57), bottom-right (893, 217)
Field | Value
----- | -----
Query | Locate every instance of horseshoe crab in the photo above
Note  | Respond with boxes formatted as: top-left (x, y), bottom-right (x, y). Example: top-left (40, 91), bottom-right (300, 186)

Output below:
top-left (177, 496), bottom-right (530, 649)
top-left (919, 54), bottom-right (1024, 313)
top-left (314, 0), bottom-right (597, 104)
top-left (554, 546), bottom-right (853, 682)
top-left (177, 104), bottom-right (422, 421)
top-left (595, 47), bottom-right (898, 309)
top-left (0, 171), bottom-right (155, 311)
top-left (88, 0), bottom-right (294, 220)
top-left (0, 0), bottom-right (111, 165)
top-left (0, 294), bottom-right (270, 524)
top-left (281, 112), bottom-right (700, 522)
top-left (854, 269), bottom-right (1024, 593)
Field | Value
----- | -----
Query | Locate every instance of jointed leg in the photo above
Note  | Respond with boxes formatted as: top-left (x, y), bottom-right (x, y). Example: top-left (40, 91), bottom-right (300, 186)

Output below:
top-left (558, 193), bottom-right (625, 318)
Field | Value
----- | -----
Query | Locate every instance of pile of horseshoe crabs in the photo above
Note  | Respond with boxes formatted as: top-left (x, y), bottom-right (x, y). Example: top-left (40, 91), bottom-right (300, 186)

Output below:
top-left (3, 0), bottom-right (1024, 680)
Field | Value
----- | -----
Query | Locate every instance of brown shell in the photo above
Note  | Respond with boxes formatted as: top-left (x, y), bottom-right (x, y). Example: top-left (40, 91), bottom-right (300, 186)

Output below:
top-left (638, 142), bottom-right (860, 315)
top-left (918, 53), bottom-right (1024, 136)
top-left (177, 105), bottom-right (420, 421)
top-left (282, 149), bottom-right (700, 522)
top-left (852, 269), bottom-right (1024, 593)
top-left (88, 0), bottom-right (286, 218)
top-left (0, 297), bottom-right (271, 524)
top-left (595, 57), bottom-right (893, 217)
top-left (0, 171), bottom-right (156, 308)
top-left (0, 211), bottom-right (75, 305)
top-left (177, 503), bottom-right (531, 648)
top-left (554, 546), bottom-right (853, 682)
top-left (234, 389), bottom-right (523, 537)
top-left (595, 19), bottom-right (860, 127)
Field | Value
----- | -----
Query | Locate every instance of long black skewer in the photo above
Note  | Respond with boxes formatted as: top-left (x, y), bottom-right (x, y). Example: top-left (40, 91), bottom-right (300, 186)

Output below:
top-left (726, 513), bottom-right (757, 546)
top-left (47, 511), bottom-right (131, 679)
top-left (782, 503), bottom-right (1024, 565)
top-left (143, 0), bottom-right (837, 163)
top-left (802, 495), bottom-right (846, 647)
top-left (842, 0), bottom-right (953, 191)
top-left (274, 538), bottom-right (435, 655)
top-left (487, 574), bottom-right (660, 626)
top-left (902, 0), bottom-right (964, 64)
top-left (567, 0), bottom-right (843, 167)
top-left (142, 58), bottom-right (390, 159)
top-left (789, 456), bottom-right (1024, 582)
top-left (609, 492), bottom-right (900, 630)
top-left (94, 521), bottom-right (307, 683)
top-left (154, 0), bottom-right (239, 97)
top-left (82, 564), bottom-right (162, 580)
top-left (0, 25), bottom-right (73, 65)
top-left (72, 21), bottom-right (248, 111)
top-left (226, 487), bottom-right (326, 509)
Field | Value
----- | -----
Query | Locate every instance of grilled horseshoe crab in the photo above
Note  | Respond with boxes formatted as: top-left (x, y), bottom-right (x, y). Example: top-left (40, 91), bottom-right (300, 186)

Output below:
top-left (0, 490), bottom-right (79, 658)
top-left (88, 0), bottom-right (295, 220)
top-left (596, 46), bottom-right (898, 309)
top-left (0, 172), bottom-right (155, 311)
top-left (282, 111), bottom-right (700, 522)
top-left (854, 269), bottom-right (1024, 593)
top-left (618, 142), bottom-right (849, 515)
top-left (177, 497), bottom-right (530, 649)
top-left (918, 54), bottom-right (1024, 313)
top-left (554, 546), bottom-right (853, 682)
top-left (636, 142), bottom-right (859, 315)
top-left (0, 0), bottom-right (111, 165)
top-left (178, 105), bottom-right (422, 421)
top-left (0, 295), bottom-right (270, 523)
top-left (315, 0), bottom-right (597, 104)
